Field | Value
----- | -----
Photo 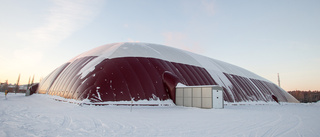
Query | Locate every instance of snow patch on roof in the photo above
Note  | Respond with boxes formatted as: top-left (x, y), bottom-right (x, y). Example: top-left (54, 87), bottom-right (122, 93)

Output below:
top-left (71, 42), bottom-right (269, 81)
top-left (69, 42), bottom-right (123, 62)
top-left (77, 56), bottom-right (105, 79)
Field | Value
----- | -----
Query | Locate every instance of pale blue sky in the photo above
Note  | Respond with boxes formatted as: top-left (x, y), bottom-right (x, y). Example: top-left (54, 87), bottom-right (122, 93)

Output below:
top-left (0, 0), bottom-right (319, 91)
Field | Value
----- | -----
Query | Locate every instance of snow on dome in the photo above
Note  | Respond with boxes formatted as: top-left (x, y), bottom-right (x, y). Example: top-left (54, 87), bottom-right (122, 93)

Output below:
top-left (37, 42), bottom-right (299, 104)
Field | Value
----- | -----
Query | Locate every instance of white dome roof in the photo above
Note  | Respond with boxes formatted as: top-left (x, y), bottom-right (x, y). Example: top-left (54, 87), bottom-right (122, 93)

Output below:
top-left (71, 42), bottom-right (268, 82)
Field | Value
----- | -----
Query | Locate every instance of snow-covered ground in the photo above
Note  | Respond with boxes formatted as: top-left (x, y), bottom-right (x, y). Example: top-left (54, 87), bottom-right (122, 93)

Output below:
top-left (1, 93), bottom-right (319, 137)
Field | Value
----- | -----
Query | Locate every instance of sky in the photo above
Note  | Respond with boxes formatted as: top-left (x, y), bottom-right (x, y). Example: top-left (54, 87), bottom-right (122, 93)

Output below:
top-left (0, 0), bottom-right (319, 91)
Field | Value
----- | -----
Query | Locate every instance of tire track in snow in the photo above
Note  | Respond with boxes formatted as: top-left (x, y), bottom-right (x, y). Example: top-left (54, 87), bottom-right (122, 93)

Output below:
top-left (95, 116), bottom-right (143, 137)
top-left (214, 109), bottom-right (283, 137)
top-left (112, 120), bottom-right (138, 136)
top-left (273, 114), bottom-right (302, 137)
top-left (91, 118), bottom-right (106, 136)
top-left (42, 115), bottom-right (73, 137)
top-left (61, 115), bottom-right (72, 129)
top-left (258, 113), bottom-right (283, 137)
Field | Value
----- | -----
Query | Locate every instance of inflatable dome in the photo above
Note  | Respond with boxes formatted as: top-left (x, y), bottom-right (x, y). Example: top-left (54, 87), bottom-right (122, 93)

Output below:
top-left (37, 42), bottom-right (299, 103)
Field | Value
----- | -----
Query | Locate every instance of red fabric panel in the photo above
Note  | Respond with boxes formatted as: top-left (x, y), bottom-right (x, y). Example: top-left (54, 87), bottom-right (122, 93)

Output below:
top-left (114, 58), bottom-right (145, 101)
top-left (164, 61), bottom-right (187, 85)
top-left (138, 58), bottom-right (165, 99)
top-left (188, 66), bottom-right (205, 85)
top-left (172, 63), bottom-right (194, 85)
top-left (223, 73), bottom-right (247, 102)
top-left (126, 58), bottom-right (156, 100)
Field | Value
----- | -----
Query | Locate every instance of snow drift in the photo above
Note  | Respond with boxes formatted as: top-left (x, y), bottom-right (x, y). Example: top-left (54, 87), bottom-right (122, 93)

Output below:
top-left (0, 93), bottom-right (318, 137)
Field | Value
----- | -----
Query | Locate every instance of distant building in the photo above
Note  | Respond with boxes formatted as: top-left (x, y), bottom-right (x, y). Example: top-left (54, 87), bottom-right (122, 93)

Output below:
top-left (0, 83), bottom-right (28, 93)
top-left (0, 83), bottom-right (7, 92)
top-left (37, 42), bottom-right (299, 104)
top-left (289, 91), bottom-right (320, 103)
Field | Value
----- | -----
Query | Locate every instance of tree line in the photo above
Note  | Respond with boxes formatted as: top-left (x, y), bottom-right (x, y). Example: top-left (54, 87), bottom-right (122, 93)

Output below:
top-left (288, 90), bottom-right (320, 103)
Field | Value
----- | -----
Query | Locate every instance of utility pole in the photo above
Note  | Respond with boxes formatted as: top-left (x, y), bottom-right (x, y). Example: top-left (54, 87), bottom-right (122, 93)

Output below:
top-left (31, 75), bottom-right (35, 85)
top-left (5, 80), bottom-right (8, 91)
top-left (27, 76), bottom-right (31, 90)
top-left (277, 73), bottom-right (281, 87)
top-left (15, 74), bottom-right (20, 94)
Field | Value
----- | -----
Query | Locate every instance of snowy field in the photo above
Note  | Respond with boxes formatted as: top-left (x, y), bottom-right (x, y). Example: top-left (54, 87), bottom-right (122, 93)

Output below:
top-left (1, 93), bottom-right (319, 137)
